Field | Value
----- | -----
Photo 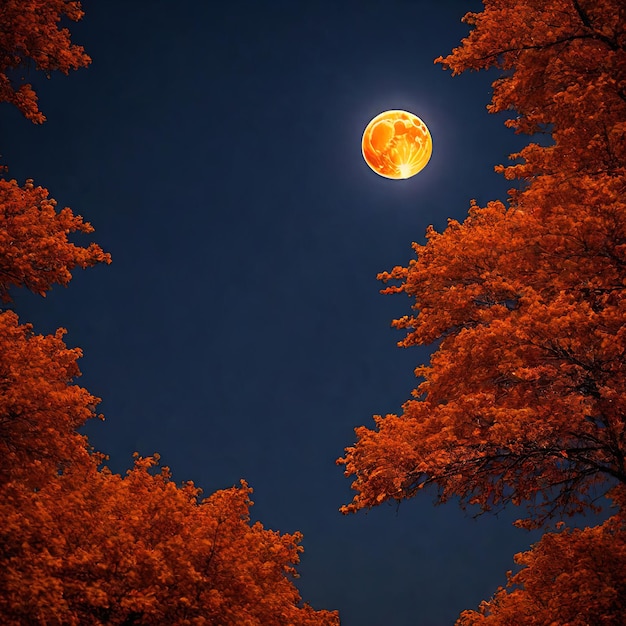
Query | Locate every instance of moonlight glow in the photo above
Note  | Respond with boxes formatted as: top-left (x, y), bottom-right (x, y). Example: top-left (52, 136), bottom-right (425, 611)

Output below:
top-left (362, 110), bottom-right (432, 179)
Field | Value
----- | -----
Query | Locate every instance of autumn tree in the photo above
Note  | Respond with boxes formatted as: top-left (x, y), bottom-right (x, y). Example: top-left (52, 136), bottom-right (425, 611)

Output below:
top-left (457, 486), bottom-right (626, 625)
top-left (1, 456), bottom-right (339, 626)
top-left (0, 265), bottom-right (338, 625)
top-left (0, 310), bottom-right (101, 486)
top-left (0, 0), bottom-right (107, 300)
top-left (339, 0), bottom-right (626, 619)
top-left (0, 3), bottom-right (338, 623)
top-left (340, 0), bottom-right (626, 619)
top-left (340, 0), bottom-right (626, 524)
top-left (0, 0), bottom-right (110, 483)
top-left (0, 178), bottom-right (112, 300)
top-left (0, 0), bottom-right (91, 124)
top-left (0, 0), bottom-right (109, 483)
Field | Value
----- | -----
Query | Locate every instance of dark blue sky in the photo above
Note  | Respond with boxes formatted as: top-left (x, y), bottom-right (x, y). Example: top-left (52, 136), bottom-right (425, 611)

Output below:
top-left (2, 1), bottom-right (548, 623)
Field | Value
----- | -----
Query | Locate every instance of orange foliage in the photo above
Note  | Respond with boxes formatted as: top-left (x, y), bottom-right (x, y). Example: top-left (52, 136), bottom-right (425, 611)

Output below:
top-left (0, 1), bottom-right (109, 302)
top-left (0, 0), bottom-right (90, 123)
top-left (0, 4), bottom-right (338, 624)
top-left (458, 487), bottom-right (626, 625)
top-left (339, 0), bottom-right (626, 527)
top-left (438, 0), bottom-right (626, 182)
top-left (0, 310), bottom-right (100, 486)
top-left (340, 0), bottom-right (626, 620)
top-left (0, 177), bottom-right (111, 301)
top-left (1, 457), bottom-right (339, 626)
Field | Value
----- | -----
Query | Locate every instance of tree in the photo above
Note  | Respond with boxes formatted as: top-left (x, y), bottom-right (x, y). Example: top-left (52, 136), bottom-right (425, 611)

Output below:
top-left (0, 310), bottom-right (101, 486)
top-left (1, 456), bottom-right (339, 626)
top-left (0, 0), bottom-right (110, 483)
top-left (0, 3), bottom-right (338, 623)
top-left (339, 0), bottom-right (626, 527)
top-left (457, 486), bottom-right (626, 625)
top-left (339, 0), bottom-right (626, 620)
top-left (0, 0), bottom-right (109, 486)
top-left (0, 0), bottom-right (91, 124)
top-left (0, 178), bottom-right (112, 301)
top-left (0, 311), bottom-right (339, 624)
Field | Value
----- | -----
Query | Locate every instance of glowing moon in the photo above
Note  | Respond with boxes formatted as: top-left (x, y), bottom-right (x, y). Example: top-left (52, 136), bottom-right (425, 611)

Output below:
top-left (362, 110), bottom-right (432, 179)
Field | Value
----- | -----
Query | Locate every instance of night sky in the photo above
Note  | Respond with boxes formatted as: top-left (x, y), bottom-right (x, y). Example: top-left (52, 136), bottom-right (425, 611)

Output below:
top-left (1, 1), bottom-right (552, 624)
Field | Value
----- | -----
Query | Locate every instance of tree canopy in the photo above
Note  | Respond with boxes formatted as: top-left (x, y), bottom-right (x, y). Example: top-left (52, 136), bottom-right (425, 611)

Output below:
top-left (0, 2), bottom-right (338, 623)
top-left (339, 0), bottom-right (626, 526)
top-left (458, 486), bottom-right (626, 625)
top-left (1, 458), bottom-right (339, 625)
top-left (0, 0), bottom-right (91, 123)
top-left (340, 0), bottom-right (626, 621)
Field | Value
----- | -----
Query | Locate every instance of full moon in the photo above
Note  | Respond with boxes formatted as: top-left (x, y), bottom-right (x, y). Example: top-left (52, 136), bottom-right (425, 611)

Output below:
top-left (362, 110), bottom-right (432, 179)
